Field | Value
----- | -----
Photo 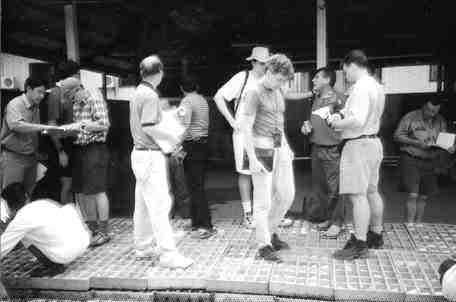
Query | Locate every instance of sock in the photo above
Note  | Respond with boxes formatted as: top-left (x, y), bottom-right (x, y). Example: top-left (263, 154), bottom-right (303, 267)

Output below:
top-left (242, 201), bottom-right (252, 214)
top-left (98, 220), bottom-right (109, 236)
top-left (86, 221), bottom-right (98, 235)
top-left (370, 225), bottom-right (383, 234)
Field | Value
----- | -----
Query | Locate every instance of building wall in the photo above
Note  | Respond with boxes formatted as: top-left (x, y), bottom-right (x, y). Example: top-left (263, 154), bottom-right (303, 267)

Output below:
top-left (0, 53), bottom-right (45, 91)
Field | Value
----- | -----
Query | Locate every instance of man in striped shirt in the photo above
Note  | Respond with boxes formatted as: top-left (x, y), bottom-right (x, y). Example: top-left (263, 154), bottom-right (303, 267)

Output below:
top-left (60, 77), bottom-right (111, 247)
top-left (179, 75), bottom-right (216, 239)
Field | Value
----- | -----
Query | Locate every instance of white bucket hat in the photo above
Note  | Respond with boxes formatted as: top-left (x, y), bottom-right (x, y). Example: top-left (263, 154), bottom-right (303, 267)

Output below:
top-left (246, 46), bottom-right (270, 63)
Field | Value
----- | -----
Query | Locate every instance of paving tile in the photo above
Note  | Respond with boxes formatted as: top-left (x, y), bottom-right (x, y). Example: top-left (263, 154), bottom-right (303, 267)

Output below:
top-left (214, 293), bottom-right (275, 302)
top-left (390, 251), bottom-right (445, 301)
top-left (333, 250), bottom-right (404, 302)
top-left (2, 218), bottom-right (453, 301)
top-left (207, 258), bottom-right (272, 295)
top-left (405, 223), bottom-right (453, 254)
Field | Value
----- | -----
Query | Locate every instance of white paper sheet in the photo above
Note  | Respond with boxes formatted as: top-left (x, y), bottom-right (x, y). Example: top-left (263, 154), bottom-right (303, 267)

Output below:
top-left (435, 132), bottom-right (456, 150)
top-left (312, 106), bottom-right (331, 119)
top-left (152, 109), bottom-right (186, 154)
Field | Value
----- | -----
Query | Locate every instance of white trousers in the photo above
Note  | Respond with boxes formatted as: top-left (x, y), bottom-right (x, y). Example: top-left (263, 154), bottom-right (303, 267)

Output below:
top-left (251, 144), bottom-right (295, 247)
top-left (131, 149), bottom-right (177, 255)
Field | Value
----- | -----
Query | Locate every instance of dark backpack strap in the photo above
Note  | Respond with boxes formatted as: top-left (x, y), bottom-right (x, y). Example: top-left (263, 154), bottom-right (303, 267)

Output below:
top-left (234, 70), bottom-right (249, 113)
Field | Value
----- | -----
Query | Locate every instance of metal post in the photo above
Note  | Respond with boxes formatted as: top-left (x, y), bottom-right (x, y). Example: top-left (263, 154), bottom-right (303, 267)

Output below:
top-left (64, 2), bottom-right (80, 62)
top-left (316, 0), bottom-right (328, 68)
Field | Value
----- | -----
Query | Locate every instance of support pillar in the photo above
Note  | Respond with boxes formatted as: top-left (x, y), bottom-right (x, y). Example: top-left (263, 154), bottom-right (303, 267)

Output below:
top-left (64, 2), bottom-right (80, 62)
top-left (316, 0), bottom-right (328, 68)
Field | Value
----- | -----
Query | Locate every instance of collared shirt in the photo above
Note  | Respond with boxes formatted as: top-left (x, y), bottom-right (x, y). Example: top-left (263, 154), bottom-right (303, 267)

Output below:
top-left (130, 82), bottom-right (162, 150)
top-left (443, 263), bottom-right (456, 301)
top-left (71, 88), bottom-right (110, 145)
top-left (0, 94), bottom-right (40, 155)
top-left (394, 109), bottom-right (447, 159)
top-left (340, 75), bottom-right (385, 139)
top-left (0, 199), bottom-right (90, 263)
top-left (244, 83), bottom-right (285, 138)
top-left (180, 92), bottom-right (209, 141)
top-left (310, 88), bottom-right (346, 146)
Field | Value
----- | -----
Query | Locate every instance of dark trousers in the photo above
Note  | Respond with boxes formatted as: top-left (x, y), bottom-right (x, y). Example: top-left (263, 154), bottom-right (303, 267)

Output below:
top-left (183, 139), bottom-right (212, 229)
top-left (304, 145), bottom-right (345, 226)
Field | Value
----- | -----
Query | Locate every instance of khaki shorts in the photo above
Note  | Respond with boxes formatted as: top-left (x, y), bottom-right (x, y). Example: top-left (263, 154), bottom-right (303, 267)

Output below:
top-left (339, 138), bottom-right (383, 195)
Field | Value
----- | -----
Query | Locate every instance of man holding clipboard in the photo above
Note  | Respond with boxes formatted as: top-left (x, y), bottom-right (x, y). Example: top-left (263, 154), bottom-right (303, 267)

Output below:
top-left (394, 97), bottom-right (455, 223)
top-left (129, 55), bottom-right (193, 269)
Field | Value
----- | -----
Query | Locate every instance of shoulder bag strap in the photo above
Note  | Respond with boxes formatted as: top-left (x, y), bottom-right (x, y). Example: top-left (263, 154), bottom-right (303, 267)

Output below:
top-left (234, 70), bottom-right (249, 114)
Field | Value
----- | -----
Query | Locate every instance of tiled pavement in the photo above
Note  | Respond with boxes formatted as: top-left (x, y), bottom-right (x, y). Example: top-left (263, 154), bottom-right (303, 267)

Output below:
top-left (2, 210), bottom-right (456, 302)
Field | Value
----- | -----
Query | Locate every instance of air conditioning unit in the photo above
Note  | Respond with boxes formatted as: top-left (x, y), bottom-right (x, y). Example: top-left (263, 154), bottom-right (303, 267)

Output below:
top-left (0, 76), bottom-right (17, 90)
top-left (105, 75), bottom-right (118, 88)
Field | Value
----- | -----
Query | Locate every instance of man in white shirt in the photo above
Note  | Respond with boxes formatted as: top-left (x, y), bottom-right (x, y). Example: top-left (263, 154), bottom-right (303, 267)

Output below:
top-left (439, 257), bottom-right (456, 301)
top-left (0, 182), bottom-right (90, 277)
top-left (328, 50), bottom-right (385, 260)
top-left (214, 46), bottom-right (270, 227)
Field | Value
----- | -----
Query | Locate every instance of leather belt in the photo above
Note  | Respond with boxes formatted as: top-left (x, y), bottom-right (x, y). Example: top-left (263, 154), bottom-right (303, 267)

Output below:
top-left (134, 147), bottom-right (161, 151)
top-left (346, 134), bottom-right (378, 141)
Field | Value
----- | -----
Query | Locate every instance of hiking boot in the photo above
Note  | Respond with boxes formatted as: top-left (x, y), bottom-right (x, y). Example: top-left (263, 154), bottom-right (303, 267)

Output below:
top-left (366, 230), bottom-right (384, 249)
top-left (30, 263), bottom-right (65, 278)
top-left (258, 245), bottom-right (282, 262)
top-left (333, 234), bottom-right (369, 260)
top-left (271, 233), bottom-right (290, 251)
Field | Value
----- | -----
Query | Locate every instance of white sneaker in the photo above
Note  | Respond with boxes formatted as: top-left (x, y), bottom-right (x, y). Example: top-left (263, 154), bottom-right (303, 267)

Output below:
top-left (159, 253), bottom-right (194, 269)
top-left (300, 221), bottom-right (311, 235)
top-left (135, 247), bottom-right (158, 259)
top-left (173, 230), bottom-right (186, 240)
top-left (279, 218), bottom-right (293, 228)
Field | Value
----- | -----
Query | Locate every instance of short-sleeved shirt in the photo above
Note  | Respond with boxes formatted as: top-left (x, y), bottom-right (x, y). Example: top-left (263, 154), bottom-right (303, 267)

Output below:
top-left (180, 92), bottom-right (209, 140)
top-left (0, 94), bottom-right (40, 155)
top-left (216, 71), bottom-right (263, 116)
top-left (340, 75), bottom-right (385, 139)
top-left (310, 88), bottom-right (346, 146)
top-left (394, 109), bottom-right (447, 159)
top-left (71, 88), bottom-right (110, 145)
top-left (130, 82), bottom-right (162, 150)
top-left (244, 84), bottom-right (285, 138)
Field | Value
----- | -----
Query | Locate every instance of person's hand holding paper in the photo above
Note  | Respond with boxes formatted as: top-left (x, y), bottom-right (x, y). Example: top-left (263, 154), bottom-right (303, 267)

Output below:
top-left (433, 132), bottom-right (456, 152)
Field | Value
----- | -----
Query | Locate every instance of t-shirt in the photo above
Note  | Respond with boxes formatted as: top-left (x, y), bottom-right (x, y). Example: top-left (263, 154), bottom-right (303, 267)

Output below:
top-left (243, 84), bottom-right (285, 138)
top-left (129, 83), bottom-right (162, 150)
top-left (0, 199), bottom-right (90, 264)
top-left (340, 74), bottom-right (385, 139)
top-left (216, 71), bottom-right (263, 118)
top-left (180, 92), bottom-right (209, 140)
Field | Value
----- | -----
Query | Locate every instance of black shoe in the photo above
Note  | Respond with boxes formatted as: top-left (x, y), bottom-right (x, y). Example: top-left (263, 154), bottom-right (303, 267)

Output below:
top-left (333, 234), bottom-right (369, 260)
top-left (30, 263), bottom-right (65, 278)
top-left (258, 245), bottom-right (282, 262)
top-left (366, 230), bottom-right (384, 249)
top-left (271, 233), bottom-right (290, 251)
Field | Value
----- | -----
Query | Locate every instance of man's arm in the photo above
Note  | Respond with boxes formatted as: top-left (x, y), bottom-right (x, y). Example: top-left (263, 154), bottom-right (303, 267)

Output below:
top-left (241, 90), bottom-right (266, 173)
top-left (6, 104), bottom-right (54, 133)
top-left (393, 114), bottom-right (429, 149)
top-left (178, 98), bottom-right (193, 139)
top-left (330, 86), bottom-right (369, 131)
top-left (213, 93), bottom-right (237, 130)
top-left (284, 91), bottom-right (314, 100)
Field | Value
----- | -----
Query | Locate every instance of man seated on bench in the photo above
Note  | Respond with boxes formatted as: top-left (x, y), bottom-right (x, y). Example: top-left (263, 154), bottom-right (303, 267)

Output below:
top-left (0, 182), bottom-right (90, 277)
